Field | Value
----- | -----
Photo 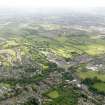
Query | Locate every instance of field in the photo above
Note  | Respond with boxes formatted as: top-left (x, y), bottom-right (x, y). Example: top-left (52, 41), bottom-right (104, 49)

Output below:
top-left (47, 90), bottom-right (59, 99)
top-left (0, 10), bottom-right (105, 105)
top-left (92, 82), bottom-right (105, 93)
top-left (76, 71), bottom-right (105, 82)
top-left (44, 86), bottom-right (79, 105)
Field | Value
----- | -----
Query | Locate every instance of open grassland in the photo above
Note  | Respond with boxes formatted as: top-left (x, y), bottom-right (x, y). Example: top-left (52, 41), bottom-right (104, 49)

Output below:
top-left (47, 90), bottom-right (59, 99)
top-left (92, 82), bottom-right (105, 92)
top-left (76, 71), bottom-right (105, 82)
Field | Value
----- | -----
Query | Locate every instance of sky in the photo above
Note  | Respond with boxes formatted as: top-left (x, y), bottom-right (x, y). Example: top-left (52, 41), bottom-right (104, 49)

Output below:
top-left (0, 0), bottom-right (105, 9)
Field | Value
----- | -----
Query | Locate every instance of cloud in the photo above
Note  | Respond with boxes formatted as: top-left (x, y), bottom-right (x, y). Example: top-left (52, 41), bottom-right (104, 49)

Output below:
top-left (0, 0), bottom-right (105, 9)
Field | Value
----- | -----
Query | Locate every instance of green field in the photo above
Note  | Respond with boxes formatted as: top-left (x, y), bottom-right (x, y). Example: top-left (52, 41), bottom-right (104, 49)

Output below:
top-left (92, 82), bottom-right (105, 92)
top-left (44, 87), bottom-right (79, 105)
top-left (47, 90), bottom-right (59, 99)
top-left (76, 71), bottom-right (105, 82)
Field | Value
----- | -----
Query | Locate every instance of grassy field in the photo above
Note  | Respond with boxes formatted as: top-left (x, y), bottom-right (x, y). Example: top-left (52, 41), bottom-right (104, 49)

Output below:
top-left (44, 86), bottom-right (79, 105)
top-left (47, 90), bottom-right (59, 99)
top-left (76, 71), bottom-right (105, 82)
top-left (92, 82), bottom-right (105, 92)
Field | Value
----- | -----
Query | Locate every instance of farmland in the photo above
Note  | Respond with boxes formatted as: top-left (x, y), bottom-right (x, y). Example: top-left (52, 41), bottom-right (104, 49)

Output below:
top-left (0, 8), bottom-right (105, 105)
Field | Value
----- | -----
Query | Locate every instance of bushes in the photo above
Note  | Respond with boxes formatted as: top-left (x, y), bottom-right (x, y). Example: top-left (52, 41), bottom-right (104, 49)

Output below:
top-left (23, 98), bottom-right (38, 105)
top-left (47, 62), bottom-right (58, 71)
top-left (82, 77), bottom-right (105, 95)
top-left (82, 77), bottom-right (101, 86)
top-left (63, 72), bottom-right (73, 80)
